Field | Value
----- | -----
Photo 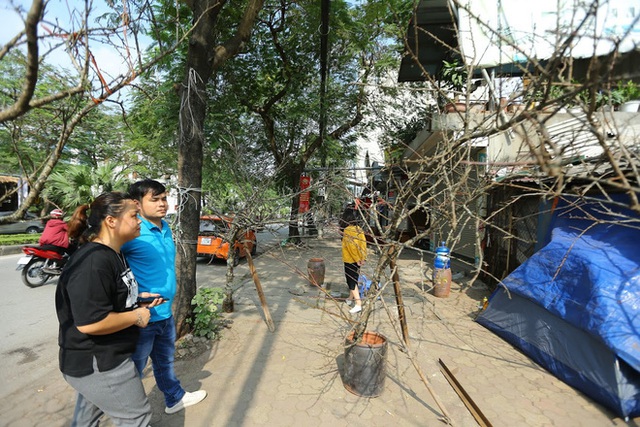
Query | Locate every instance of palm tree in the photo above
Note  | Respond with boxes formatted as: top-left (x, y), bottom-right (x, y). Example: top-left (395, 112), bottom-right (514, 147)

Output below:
top-left (42, 162), bottom-right (129, 212)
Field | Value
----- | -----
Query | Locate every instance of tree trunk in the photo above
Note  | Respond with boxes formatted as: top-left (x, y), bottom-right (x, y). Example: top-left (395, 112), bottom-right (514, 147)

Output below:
top-left (173, 1), bottom-right (217, 338)
top-left (223, 226), bottom-right (242, 312)
top-left (173, 0), bottom-right (265, 338)
top-left (174, 78), bottom-right (207, 337)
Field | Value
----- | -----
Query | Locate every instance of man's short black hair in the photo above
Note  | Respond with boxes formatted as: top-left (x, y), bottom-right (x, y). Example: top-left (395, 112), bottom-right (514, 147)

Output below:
top-left (128, 179), bottom-right (166, 201)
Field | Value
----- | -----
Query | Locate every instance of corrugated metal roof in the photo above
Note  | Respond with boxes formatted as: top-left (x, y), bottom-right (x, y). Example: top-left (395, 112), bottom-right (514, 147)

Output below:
top-left (544, 114), bottom-right (604, 161)
top-left (397, 1), bottom-right (640, 83)
top-left (397, 0), bottom-right (458, 82)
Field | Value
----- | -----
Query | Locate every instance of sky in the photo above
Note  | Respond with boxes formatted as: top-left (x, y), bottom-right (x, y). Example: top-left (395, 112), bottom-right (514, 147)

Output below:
top-left (1, 0), bottom-right (144, 100)
top-left (458, 0), bottom-right (640, 68)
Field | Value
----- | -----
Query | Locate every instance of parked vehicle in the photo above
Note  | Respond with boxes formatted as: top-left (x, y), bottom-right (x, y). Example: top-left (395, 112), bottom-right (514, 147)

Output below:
top-left (16, 245), bottom-right (67, 287)
top-left (0, 211), bottom-right (44, 234)
top-left (196, 215), bottom-right (257, 266)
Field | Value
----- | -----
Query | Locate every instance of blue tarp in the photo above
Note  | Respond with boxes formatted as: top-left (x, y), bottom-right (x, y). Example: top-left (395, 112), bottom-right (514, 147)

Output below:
top-left (477, 195), bottom-right (640, 417)
top-left (504, 226), bottom-right (640, 373)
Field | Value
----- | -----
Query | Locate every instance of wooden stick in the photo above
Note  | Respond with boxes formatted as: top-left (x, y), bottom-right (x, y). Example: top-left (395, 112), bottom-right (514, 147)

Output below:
top-left (379, 297), bottom-right (453, 425)
top-left (390, 257), bottom-right (410, 346)
top-left (439, 359), bottom-right (492, 427)
top-left (245, 246), bottom-right (276, 332)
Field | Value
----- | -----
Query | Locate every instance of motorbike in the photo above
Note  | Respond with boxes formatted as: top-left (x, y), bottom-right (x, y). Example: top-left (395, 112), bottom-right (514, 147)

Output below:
top-left (16, 245), bottom-right (67, 288)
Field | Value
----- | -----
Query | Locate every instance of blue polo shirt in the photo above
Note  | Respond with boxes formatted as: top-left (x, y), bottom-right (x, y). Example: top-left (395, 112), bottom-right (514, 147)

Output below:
top-left (121, 216), bottom-right (176, 322)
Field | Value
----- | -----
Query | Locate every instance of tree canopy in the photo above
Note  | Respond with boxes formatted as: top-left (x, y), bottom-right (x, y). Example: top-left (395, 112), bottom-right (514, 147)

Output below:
top-left (1, 0), bottom-right (424, 333)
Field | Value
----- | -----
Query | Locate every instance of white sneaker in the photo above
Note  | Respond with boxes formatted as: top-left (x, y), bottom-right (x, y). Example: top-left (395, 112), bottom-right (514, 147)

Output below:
top-left (165, 390), bottom-right (207, 414)
top-left (344, 299), bottom-right (354, 307)
top-left (349, 305), bottom-right (362, 314)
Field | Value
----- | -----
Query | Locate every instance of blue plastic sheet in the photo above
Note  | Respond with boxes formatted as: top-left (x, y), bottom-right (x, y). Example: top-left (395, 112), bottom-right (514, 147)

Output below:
top-left (505, 198), bottom-right (640, 372)
top-left (478, 194), bottom-right (640, 417)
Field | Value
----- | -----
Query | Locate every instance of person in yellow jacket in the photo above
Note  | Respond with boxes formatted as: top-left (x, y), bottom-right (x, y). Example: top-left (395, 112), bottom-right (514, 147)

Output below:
top-left (341, 208), bottom-right (367, 314)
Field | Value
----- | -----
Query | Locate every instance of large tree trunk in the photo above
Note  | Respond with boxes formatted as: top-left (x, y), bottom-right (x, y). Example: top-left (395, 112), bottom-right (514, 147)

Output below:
top-left (173, 1), bottom-right (218, 338)
top-left (174, 0), bottom-right (264, 337)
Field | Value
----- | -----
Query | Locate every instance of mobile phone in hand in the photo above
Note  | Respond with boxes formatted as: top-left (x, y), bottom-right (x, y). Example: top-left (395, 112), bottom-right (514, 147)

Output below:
top-left (137, 295), bottom-right (167, 304)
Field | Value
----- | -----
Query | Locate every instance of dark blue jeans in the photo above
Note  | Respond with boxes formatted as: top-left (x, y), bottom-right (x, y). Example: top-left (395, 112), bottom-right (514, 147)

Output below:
top-left (132, 316), bottom-right (185, 407)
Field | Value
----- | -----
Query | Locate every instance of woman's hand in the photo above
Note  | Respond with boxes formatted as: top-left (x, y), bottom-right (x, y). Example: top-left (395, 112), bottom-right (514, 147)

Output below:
top-left (134, 307), bottom-right (151, 328)
top-left (78, 308), bottom-right (153, 335)
top-left (357, 260), bottom-right (366, 266)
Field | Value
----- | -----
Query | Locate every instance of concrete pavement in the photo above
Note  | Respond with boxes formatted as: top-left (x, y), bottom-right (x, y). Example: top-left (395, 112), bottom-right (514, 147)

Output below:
top-left (0, 228), bottom-right (637, 427)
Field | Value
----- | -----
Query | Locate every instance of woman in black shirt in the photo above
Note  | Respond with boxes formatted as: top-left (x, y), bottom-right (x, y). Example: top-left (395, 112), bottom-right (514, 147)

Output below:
top-left (56, 192), bottom-right (162, 426)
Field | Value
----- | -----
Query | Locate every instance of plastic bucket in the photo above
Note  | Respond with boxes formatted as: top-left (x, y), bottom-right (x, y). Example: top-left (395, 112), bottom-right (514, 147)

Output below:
top-left (343, 331), bottom-right (387, 397)
top-left (307, 258), bottom-right (325, 287)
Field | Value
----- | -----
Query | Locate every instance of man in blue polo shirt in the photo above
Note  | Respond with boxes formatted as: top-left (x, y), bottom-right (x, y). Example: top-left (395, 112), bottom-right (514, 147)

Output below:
top-left (122, 179), bottom-right (207, 414)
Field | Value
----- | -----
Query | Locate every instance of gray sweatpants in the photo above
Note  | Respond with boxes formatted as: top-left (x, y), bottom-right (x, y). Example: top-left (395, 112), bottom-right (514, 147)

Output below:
top-left (64, 357), bottom-right (152, 427)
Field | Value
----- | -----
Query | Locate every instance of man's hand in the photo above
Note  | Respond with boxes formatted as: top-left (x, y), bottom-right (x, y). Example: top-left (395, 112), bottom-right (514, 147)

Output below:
top-left (137, 292), bottom-right (167, 307)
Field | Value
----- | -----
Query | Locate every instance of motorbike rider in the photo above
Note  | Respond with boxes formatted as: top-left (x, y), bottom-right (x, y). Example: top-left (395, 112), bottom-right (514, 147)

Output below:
top-left (39, 208), bottom-right (70, 273)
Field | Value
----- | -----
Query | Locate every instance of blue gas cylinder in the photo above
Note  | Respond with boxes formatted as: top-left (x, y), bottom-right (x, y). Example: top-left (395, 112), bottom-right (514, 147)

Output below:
top-left (434, 242), bottom-right (450, 269)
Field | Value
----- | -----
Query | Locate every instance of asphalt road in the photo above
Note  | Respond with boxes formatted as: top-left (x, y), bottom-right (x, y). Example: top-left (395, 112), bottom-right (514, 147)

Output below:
top-left (0, 252), bottom-right (59, 401)
top-left (0, 224), bottom-right (287, 401)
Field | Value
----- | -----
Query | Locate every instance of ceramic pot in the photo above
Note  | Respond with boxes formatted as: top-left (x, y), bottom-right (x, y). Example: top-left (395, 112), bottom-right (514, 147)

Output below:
top-left (433, 268), bottom-right (452, 298)
top-left (444, 102), bottom-right (467, 113)
top-left (307, 258), bottom-right (325, 287)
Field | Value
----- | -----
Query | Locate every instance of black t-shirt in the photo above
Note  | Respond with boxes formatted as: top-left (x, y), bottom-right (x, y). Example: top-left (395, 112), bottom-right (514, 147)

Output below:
top-left (55, 242), bottom-right (140, 377)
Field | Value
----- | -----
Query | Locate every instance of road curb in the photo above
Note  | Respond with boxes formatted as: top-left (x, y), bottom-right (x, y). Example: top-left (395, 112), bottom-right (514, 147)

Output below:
top-left (0, 245), bottom-right (24, 256)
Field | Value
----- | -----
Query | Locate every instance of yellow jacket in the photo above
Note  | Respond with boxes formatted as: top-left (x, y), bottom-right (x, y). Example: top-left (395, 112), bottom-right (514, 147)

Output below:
top-left (342, 225), bottom-right (367, 263)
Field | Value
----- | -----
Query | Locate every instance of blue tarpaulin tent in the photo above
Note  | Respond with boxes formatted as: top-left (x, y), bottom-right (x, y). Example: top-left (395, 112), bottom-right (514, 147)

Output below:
top-left (476, 195), bottom-right (640, 418)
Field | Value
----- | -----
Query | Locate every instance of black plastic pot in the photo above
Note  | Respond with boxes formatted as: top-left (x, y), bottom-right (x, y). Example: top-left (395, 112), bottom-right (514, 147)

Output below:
top-left (343, 331), bottom-right (387, 397)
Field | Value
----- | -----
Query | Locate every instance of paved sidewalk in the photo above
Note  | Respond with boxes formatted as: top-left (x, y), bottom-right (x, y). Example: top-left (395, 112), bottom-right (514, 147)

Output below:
top-left (0, 232), bottom-right (637, 426)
